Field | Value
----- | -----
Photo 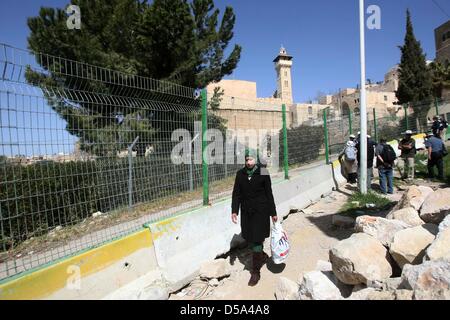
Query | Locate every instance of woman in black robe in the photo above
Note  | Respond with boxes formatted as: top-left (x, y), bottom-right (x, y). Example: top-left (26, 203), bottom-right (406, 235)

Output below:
top-left (231, 148), bottom-right (278, 286)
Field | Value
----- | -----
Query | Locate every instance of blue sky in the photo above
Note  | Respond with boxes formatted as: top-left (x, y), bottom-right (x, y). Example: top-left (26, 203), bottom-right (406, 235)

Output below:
top-left (0, 0), bottom-right (448, 156)
top-left (0, 0), bottom-right (448, 102)
top-left (215, 0), bottom-right (448, 102)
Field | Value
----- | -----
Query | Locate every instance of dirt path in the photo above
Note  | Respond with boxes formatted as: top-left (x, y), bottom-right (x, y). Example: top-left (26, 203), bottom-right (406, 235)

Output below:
top-left (170, 187), bottom-right (357, 300)
top-left (170, 163), bottom-right (450, 300)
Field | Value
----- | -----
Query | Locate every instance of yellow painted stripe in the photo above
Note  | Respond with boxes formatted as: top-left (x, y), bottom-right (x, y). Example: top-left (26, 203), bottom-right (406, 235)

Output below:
top-left (332, 159), bottom-right (340, 168)
top-left (0, 229), bottom-right (153, 300)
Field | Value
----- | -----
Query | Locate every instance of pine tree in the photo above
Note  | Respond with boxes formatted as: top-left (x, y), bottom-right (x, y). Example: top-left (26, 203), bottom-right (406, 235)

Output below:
top-left (396, 9), bottom-right (432, 130)
top-left (26, 0), bottom-right (239, 156)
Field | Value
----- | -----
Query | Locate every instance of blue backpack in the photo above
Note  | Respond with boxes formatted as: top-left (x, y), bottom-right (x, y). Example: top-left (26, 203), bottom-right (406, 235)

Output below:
top-left (345, 145), bottom-right (357, 161)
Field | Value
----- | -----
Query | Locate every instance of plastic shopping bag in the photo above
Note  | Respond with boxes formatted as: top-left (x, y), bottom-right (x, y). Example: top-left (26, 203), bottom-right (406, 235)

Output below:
top-left (270, 222), bottom-right (290, 264)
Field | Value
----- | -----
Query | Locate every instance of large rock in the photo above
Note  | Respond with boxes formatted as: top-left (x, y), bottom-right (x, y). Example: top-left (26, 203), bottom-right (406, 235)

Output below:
top-left (199, 259), bottom-right (231, 279)
top-left (411, 186), bottom-right (434, 210)
top-left (346, 286), bottom-right (377, 300)
top-left (401, 259), bottom-right (450, 300)
top-left (382, 277), bottom-right (403, 291)
top-left (425, 228), bottom-right (450, 261)
top-left (366, 290), bottom-right (395, 300)
top-left (329, 233), bottom-right (393, 285)
top-left (137, 286), bottom-right (170, 300)
top-left (298, 271), bottom-right (343, 300)
top-left (419, 189), bottom-right (450, 224)
top-left (348, 287), bottom-right (412, 300)
top-left (315, 260), bottom-right (333, 272)
top-left (439, 215), bottom-right (450, 233)
top-left (313, 261), bottom-right (353, 297)
top-left (389, 224), bottom-right (439, 269)
top-left (394, 186), bottom-right (433, 211)
top-left (332, 215), bottom-right (355, 228)
top-left (275, 277), bottom-right (299, 300)
top-left (386, 207), bottom-right (424, 227)
top-left (394, 289), bottom-right (414, 300)
top-left (354, 215), bottom-right (410, 247)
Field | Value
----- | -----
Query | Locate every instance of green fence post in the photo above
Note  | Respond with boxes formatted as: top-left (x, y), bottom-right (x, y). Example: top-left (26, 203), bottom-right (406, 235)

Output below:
top-left (435, 97), bottom-right (440, 116)
top-left (201, 89), bottom-right (209, 205)
top-left (373, 108), bottom-right (378, 143)
top-left (404, 104), bottom-right (409, 131)
top-left (349, 111), bottom-right (353, 135)
top-left (282, 104), bottom-right (289, 179)
top-left (323, 108), bottom-right (329, 165)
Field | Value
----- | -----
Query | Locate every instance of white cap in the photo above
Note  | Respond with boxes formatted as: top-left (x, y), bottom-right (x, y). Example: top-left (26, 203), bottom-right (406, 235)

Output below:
top-left (349, 134), bottom-right (356, 139)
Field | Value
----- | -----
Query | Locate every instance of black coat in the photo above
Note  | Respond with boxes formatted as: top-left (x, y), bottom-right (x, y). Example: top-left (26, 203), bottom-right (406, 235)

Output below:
top-left (231, 166), bottom-right (277, 243)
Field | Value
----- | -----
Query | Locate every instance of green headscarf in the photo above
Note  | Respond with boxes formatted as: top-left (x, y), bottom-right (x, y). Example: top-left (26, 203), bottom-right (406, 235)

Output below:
top-left (245, 148), bottom-right (258, 159)
top-left (245, 148), bottom-right (259, 177)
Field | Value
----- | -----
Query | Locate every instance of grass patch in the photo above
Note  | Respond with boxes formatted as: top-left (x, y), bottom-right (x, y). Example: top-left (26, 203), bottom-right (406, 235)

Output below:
top-left (339, 191), bottom-right (394, 218)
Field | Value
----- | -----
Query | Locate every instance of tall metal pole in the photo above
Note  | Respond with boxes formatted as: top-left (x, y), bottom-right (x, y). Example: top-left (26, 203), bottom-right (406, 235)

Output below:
top-left (435, 96), bottom-right (440, 116)
top-left (282, 104), bottom-right (289, 179)
top-left (323, 109), bottom-right (330, 165)
top-left (373, 108), bottom-right (378, 143)
top-left (128, 136), bottom-right (139, 209)
top-left (349, 110), bottom-right (353, 135)
top-left (404, 105), bottom-right (409, 131)
top-left (359, 0), bottom-right (368, 194)
top-left (189, 132), bottom-right (200, 191)
top-left (201, 89), bottom-right (209, 205)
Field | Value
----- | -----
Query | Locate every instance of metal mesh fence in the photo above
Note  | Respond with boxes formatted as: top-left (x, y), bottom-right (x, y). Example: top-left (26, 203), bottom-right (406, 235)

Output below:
top-left (0, 44), bottom-right (291, 281)
top-left (0, 43), bottom-right (210, 280)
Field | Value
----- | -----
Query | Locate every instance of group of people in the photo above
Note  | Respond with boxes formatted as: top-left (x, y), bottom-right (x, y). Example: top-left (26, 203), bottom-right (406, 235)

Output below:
top-left (339, 127), bottom-right (448, 194)
top-left (431, 115), bottom-right (448, 140)
top-left (229, 118), bottom-right (448, 287)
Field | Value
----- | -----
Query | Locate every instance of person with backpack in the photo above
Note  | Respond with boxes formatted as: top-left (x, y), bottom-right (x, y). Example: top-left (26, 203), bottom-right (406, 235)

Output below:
top-left (376, 138), bottom-right (396, 194)
top-left (397, 130), bottom-right (416, 182)
top-left (431, 116), bottom-right (441, 137)
top-left (425, 131), bottom-right (447, 180)
top-left (338, 137), bottom-right (358, 183)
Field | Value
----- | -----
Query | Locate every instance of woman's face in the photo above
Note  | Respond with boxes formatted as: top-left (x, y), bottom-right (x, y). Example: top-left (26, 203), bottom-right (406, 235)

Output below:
top-left (245, 157), bottom-right (256, 168)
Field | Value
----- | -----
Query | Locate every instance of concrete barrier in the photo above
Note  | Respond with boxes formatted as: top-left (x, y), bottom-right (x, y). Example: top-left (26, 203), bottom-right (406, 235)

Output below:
top-left (0, 229), bottom-right (159, 300)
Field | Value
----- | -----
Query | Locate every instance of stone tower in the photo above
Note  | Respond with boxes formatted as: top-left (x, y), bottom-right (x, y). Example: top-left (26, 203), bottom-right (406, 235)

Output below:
top-left (273, 47), bottom-right (293, 104)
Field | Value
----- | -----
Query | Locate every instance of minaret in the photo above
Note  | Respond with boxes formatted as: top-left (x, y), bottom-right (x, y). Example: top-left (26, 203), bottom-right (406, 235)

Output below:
top-left (273, 46), bottom-right (293, 104)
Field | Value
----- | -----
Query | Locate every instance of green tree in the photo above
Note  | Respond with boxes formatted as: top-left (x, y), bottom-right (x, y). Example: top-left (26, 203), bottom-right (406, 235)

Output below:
top-left (26, 0), bottom-right (240, 156)
top-left (396, 9), bottom-right (432, 130)
top-left (429, 60), bottom-right (450, 99)
top-left (208, 86), bottom-right (224, 110)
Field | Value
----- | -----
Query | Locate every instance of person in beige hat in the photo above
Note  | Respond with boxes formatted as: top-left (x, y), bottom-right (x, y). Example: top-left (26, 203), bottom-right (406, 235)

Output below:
top-left (397, 130), bottom-right (416, 181)
top-left (338, 135), bottom-right (358, 183)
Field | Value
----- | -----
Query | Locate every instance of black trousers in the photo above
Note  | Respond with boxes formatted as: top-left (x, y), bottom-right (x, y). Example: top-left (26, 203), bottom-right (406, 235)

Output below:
top-left (428, 152), bottom-right (444, 179)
